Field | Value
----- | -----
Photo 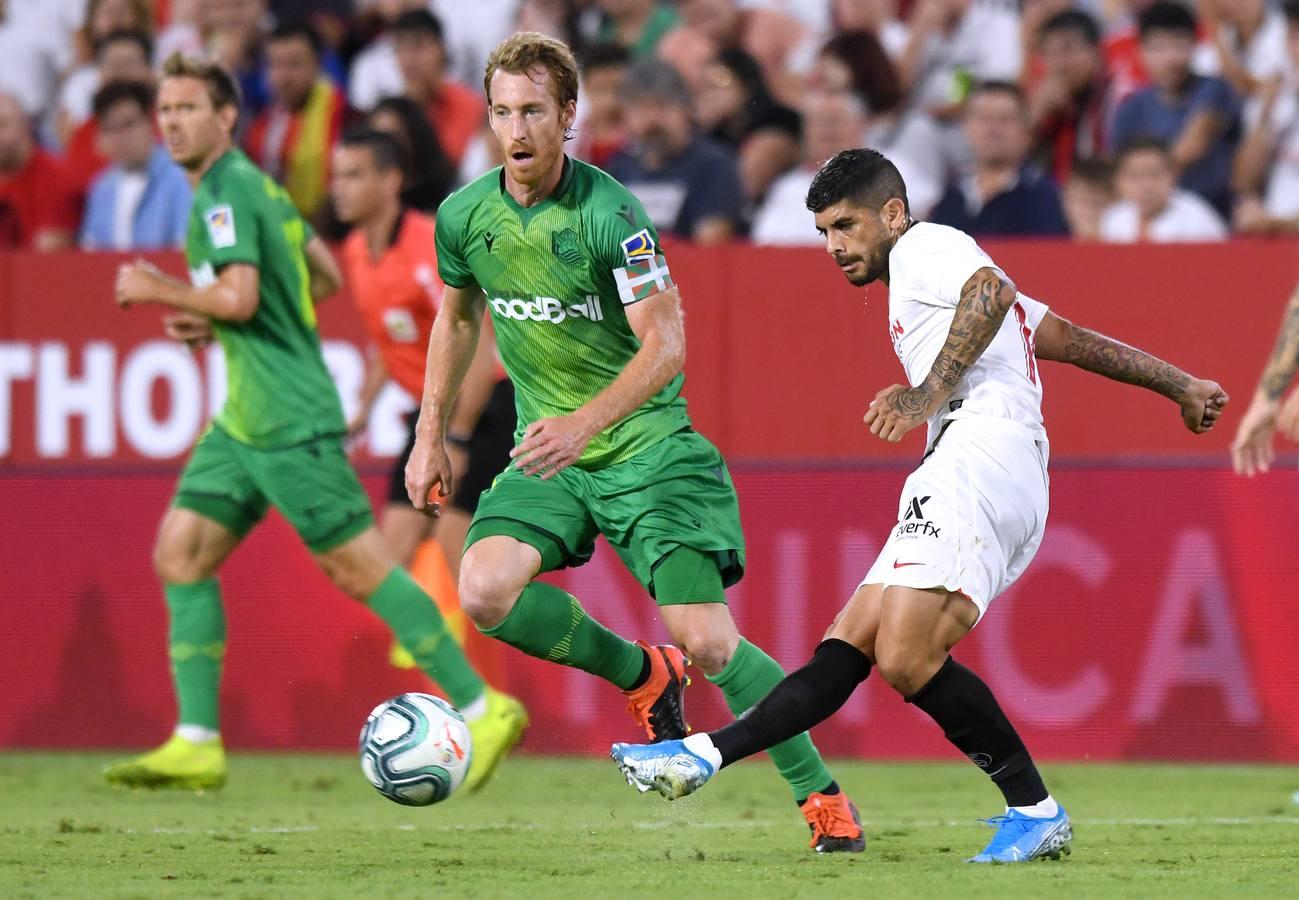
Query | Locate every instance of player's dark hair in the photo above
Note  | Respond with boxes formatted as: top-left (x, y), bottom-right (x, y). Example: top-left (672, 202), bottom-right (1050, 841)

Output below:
top-left (370, 96), bottom-right (456, 211)
top-left (819, 30), bottom-right (903, 115)
top-left (161, 52), bottom-right (243, 115)
top-left (95, 28), bottom-right (153, 63)
top-left (391, 9), bottom-right (444, 43)
top-left (268, 20), bottom-right (325, 60)
top-left (92, 78), bottom-right (154, 121)
top-left (1041, 10), bottom-right (1101, 46)
top-left (1116, 134), bottom-right (1172, 165)
top-left (580, 42), bottom-right (631, 74)
top-left (340, 127), bottom-right (406, 173)
top-left (1285, 0), bottom-right (1299, 24)
top-left (805, 148), bottom-right (910, 215)
top-left (1138, 2), bottom-right (1197, 40)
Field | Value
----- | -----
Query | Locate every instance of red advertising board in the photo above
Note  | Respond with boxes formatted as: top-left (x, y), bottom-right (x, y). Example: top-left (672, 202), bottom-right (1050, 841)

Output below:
top-left (1, 243), bottom-right (1297, 760)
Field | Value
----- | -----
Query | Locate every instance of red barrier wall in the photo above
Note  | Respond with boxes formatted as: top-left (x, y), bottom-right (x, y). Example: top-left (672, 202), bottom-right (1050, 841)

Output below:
top-left (2, 244), bottom-right (1297, 759)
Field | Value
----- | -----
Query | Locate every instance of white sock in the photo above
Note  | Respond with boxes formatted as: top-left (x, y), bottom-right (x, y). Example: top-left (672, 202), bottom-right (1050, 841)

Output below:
top-left (459, 692), bottom-right (489, 722)
top-left (682, 733), bottom-right (723, 771)
top-left (1010, 795), bottom-right (1059, 819)
top-left (175, 724), bottom-right (219, 743)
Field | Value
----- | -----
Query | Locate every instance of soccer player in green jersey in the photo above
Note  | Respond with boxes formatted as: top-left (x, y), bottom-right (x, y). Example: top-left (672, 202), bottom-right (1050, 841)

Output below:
top-left (102, 53), bottom-right (525, 793)
top-left (403, 33), bottom-right (864, 852)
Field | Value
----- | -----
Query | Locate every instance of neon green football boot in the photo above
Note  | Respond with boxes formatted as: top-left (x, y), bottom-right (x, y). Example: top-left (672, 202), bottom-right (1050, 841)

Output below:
top-left (103, 734), bottom-right (227, 791)
top-left (462, 690), bottom-right (528, 794)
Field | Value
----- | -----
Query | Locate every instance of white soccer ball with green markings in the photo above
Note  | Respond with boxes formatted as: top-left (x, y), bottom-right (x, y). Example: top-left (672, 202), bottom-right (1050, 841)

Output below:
top-left (359, 693), bottom-right (472, 806)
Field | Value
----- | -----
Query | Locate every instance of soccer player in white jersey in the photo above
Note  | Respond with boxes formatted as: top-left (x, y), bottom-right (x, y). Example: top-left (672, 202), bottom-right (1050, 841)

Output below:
top-left (612, 148), bottom-right (1228, 863)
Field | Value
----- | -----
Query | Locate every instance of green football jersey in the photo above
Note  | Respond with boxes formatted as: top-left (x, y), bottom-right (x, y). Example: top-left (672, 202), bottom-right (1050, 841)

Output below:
top-left (436, 158), bottom-right (690, 470)
top-left (186, 149), bottom-right (345, 448)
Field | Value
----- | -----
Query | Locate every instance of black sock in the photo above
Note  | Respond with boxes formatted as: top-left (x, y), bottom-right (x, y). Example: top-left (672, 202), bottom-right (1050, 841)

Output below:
top-left (627, 648), bottom-right (652, 691)
top-left (907, 656), bottom-right (1048, 808)
top-left (710, 639), bottom-right (870, 768)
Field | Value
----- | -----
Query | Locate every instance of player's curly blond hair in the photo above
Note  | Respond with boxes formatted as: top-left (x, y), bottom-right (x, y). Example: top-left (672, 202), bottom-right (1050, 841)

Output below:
top-left (483, 32), bottom-right (579, 110)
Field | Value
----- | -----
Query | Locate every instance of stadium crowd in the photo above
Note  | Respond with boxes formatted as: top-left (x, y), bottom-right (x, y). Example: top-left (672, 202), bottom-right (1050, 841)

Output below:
top-left (3, 0), bottom-right (1299, 251)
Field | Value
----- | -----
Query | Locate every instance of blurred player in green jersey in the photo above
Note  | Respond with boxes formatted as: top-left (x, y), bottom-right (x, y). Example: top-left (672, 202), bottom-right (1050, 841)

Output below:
top-left (403, 33), bottom-right (863, 852)
top-left (103, 53), bottom-right (524, 793)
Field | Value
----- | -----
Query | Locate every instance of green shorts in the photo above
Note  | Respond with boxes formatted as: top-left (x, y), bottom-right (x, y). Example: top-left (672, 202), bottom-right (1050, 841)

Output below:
top-left (465, 429), bottom-right (745, 604)
top-left (173, 425), bottom-right (375, 553)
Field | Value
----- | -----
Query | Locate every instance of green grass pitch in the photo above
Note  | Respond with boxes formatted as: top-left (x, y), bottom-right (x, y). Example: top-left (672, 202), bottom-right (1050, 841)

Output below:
top-left (1, 753), bottom-right (1297, 898)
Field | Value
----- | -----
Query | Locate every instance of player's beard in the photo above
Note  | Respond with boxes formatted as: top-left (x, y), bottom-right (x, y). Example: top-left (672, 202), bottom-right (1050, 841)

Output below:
top-left (839, 247), bottom-right (888, 286)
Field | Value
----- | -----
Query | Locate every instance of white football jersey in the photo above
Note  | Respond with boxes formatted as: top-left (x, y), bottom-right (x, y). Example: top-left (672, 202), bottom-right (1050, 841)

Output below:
top-left (885, 223), bottom-right (1049, 451)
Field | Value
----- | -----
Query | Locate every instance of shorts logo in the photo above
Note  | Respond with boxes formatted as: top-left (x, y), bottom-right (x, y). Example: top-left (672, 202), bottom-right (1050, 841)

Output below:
top-left (205, 205), bottom-right (236, 248)
top-left (897, 495), bottom-right (940, 539)
top-left (967, 753), bottom-right (992, 769)
top-left (490, 295), bottom-right (604, 324)
top-left (620, 228), bottom-right (657, 265)
top-left (551, 228), bottom-right (582, 266)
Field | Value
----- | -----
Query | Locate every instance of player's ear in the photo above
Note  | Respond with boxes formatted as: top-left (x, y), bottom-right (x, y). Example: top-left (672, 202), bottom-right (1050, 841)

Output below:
top-left (561, 99), bottom-right (577, 130)
top-left (880, 197), bottom-right (907, 230)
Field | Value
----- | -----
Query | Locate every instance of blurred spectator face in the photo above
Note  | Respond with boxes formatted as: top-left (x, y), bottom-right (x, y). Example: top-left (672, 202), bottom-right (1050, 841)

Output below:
top-left (0, 94), bottom-right (31, 172)
top-left (1116, 147), bottom-right (1175, 218)
top-left (394, 31), bottom-right (446, 91)
top-left (695, 59), bottom-right (745, 130)
top-left (369, 108), bottom-right (409, 152)
top-left (98, 94), bottom-right (154, 170)
top-left (488, 65), bottom-right (576, 186)
top-left (1063, 170), bottom-right (1113, 239)
top-left (803, 92), bottom-right (866, 166)
top-left (210, 0), bottom-right (266, 33)
top-left (681, 0), bottom-right (741, 44)
top-left (1041, 26), bottom-right (1100, 93)
top-left (625, 95), bottom-right (693, 162)
top-left (1215, 0), bottom-right (1265, 28)
top-left (812, 50), bottom-right (854, 94)
top-left (583, 62), bottom-right (628, 128)
top-left (599, 0), bottom-right (653, 17)
top-left (267, 35), bottom-right (320, 110)
top-left (1140, 30), bottom-right (1195, 90)
top-left (99, 37), bottom-right (152, 85)
top-left (89, 0), bottom-right (146, 40)
top-left (377, 0), bottom-right (428, 22)
top-left (964, 89), bottom-right (1030, 168)
top-left (157, 76), bottom-right (234, 170)
top-left (331, 144), bottom-right (399, 225)
top-left (833, 0), bottom-right (900, 32)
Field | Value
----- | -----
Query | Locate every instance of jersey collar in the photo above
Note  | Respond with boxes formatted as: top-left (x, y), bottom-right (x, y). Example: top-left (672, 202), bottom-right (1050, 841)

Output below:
top-left (498, 155), bottom-right (575, 227)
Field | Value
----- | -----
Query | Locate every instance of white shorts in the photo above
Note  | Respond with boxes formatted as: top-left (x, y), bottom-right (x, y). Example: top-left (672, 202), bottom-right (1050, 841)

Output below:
top-left (860, 416), bottom-right (1050, 621)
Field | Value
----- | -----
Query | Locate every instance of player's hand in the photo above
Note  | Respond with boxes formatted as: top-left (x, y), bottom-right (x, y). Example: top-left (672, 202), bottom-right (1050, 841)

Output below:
top-left (1230, 392), bottom-right (1278, 476)
top-left (115, 259), bottom-right (164, 308)
top-left (1177, 378), bottom-right (1228, 434)
top-left (163, 311), bottom-right (213, 351)
top-left (510, 413), bottom-right (595, 479)
top-left (404, 427), bottom-right (450, 516)
top-left (864, 384), bottom-right (935, 443)
top-left (1277, 387), bottom-right (1299, 441)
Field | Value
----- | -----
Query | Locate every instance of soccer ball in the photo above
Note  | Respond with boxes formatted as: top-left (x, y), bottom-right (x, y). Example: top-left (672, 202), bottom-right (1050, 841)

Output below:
top-left (359, 693), bottom-right (473, 806)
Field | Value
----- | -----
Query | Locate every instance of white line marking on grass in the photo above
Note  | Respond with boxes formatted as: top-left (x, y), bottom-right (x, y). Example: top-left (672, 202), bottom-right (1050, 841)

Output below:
top-left (119, 816), bottom-right (1299, 837)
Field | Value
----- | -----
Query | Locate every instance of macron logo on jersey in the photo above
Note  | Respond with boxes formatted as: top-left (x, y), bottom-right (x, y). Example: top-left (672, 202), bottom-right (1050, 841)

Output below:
top-left (205, 205), bottom-right (236, 249)
top-left (490, 295), bottom-right (605, 324)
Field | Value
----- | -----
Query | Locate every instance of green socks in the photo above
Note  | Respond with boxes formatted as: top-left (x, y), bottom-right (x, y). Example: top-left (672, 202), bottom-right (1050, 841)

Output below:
top-left (165, 579), bottom-right (226, 731)
top-left (481, 581), bottom-right (645, 690)
top-left (709, 638), bottom-right (835, 804)
top-left (367, 567), bottom-right (485, 708)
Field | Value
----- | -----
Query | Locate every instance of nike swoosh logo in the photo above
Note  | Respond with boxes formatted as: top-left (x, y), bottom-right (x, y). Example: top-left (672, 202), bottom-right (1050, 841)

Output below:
top-left (893, 560), bottom-right (924, 569)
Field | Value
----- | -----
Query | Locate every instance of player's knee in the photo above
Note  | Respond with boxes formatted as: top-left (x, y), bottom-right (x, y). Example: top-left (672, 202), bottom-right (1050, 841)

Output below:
top-left (152, 531), bottom-right (206, 584)
top-left (458, 557), bottom-right (520, 630)
top-left (320, 555), bottom-right (378, 601)
top-left (874, 642), bottom-right (932, 697)
top-left (671, 625), bottom-right (738, 675)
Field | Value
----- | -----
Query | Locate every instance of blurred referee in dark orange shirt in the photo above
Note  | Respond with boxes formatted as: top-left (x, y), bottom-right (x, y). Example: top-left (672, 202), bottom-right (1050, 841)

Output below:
top-left (332, 128), bottom-right (515, 586)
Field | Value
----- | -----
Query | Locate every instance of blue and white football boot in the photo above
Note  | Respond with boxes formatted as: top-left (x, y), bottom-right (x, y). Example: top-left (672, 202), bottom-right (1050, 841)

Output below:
top-left (968, 806), bottom-right (1073, 863)
top-left (610, 739), bottom-right (716, 800)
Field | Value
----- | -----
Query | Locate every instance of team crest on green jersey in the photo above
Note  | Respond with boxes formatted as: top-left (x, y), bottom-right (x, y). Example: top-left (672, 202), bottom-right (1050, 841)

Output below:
top-left (551, 228), bottom-right (582, 266)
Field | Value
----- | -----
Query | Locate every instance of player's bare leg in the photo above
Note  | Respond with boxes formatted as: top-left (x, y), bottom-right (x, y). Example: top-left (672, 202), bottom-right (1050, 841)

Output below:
top-left (318, 527), bottom-right (526, 793)
top-left (460, 535), bottom-right (688, 741)
top-left (379, 503), bottom-right (433, 572)
top-left (104, 509), bottom-right (242, 790)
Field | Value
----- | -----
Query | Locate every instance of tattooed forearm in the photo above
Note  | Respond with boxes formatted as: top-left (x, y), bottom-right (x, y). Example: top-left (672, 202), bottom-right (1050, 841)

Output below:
top-left (1257, 285), bottom-right (1299, 400)
top-left (1060, 322), bottom-right (1192, 401)
top-left (918, 268), bottom-right (1017, 401)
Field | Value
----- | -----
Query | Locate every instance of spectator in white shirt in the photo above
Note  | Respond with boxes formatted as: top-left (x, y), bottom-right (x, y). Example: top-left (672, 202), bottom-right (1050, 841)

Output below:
top-left (1100, 137), bottom-right (1228, 241)
top-left (0, 0), bottom-right (71, 119)
top-left (897, 0), bottom-right (1023, 120)
top-left (349, 0), bottom-right (426, 112)
top-left (751, 90), bottom-right (868, 245)
top-left (1233, 0), bottom-right (1299, 234)
top-left (1196, 0), bottom-right (1292, 98)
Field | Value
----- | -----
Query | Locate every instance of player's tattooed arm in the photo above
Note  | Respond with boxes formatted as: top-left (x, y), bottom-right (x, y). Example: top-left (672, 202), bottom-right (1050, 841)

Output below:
top-left (1254, 283), bottom-right (1299, 400)
top-left (1035, 311), bottom-right (1228, 434)
top-left (864, 267), bottom-right (1016, 442)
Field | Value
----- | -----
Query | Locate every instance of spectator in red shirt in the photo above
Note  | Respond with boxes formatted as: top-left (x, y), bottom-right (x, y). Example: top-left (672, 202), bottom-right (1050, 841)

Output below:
top-left (244, 21), bottom-right (348, 223)
top-left (0, 91), bottom-right (80, 250)
top-left (1030, 11), bottom-right (1119, 183)
top-left (391, 9), bottom-right (484, 167)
